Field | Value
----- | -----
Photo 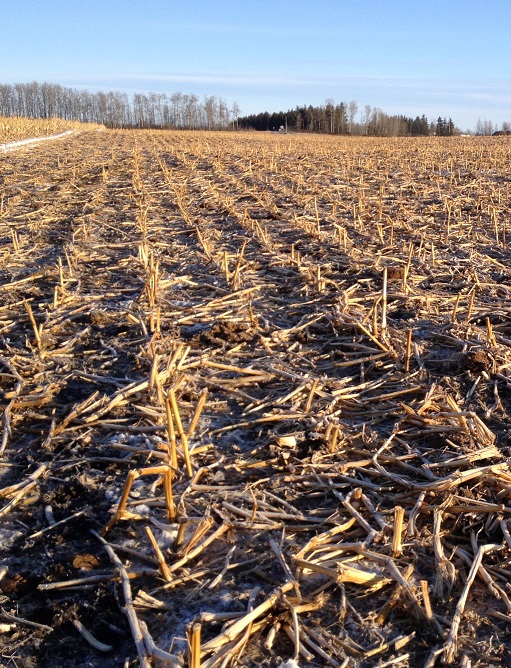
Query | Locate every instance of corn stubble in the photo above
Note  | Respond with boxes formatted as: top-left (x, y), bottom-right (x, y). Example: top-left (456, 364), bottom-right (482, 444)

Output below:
top-left (2, 128), bottom-right (511, 666)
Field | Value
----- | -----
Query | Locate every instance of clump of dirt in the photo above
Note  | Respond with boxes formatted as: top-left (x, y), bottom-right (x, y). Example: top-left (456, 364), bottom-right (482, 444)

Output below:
top-left (460, 349), bottom-right (492, 373)
top-left (389, 307), bottom-right (416, 320)
top-left (193, 320), bottom-right (257, 347)
top-left (386, 265), bottom-right (405, 281)
top-left (71, 553), bottom-right (100, 570)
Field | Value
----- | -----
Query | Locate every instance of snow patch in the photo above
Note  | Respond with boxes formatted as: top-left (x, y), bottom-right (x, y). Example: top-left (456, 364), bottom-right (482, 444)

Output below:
top-left (0, 130), bottom-right (75, 152)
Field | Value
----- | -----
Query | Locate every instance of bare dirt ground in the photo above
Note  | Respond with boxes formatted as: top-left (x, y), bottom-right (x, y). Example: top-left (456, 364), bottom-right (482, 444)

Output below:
top-left (1, 130), bottom-right (511, 667)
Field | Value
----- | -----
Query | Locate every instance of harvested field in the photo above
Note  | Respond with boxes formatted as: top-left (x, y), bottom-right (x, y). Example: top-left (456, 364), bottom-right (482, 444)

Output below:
top-left (1, 129), bottom-right (511, 667)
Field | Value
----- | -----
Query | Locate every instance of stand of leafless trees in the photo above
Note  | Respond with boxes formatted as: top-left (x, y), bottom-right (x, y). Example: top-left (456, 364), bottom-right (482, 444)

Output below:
top-left (0, 81), bottom-right (239, 130)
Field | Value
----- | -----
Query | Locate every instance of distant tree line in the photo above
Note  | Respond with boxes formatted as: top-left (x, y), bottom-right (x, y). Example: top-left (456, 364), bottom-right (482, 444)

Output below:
top-left (6, 82), bottom-right (505, 136)
top-left (476, 118), bottom-right (511, 136)
top-left (238, 100), bottom-right (458, 136)
top-left (0, 81), bottom-right (240, 130)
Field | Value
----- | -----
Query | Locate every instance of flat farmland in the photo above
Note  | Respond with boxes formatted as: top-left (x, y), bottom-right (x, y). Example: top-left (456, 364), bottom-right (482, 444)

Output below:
top-left (1, 130), bottom-right (511, 667)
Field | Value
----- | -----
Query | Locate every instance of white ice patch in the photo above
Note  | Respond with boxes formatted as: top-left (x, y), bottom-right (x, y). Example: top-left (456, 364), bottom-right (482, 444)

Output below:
top-left (0, 525), bottom-right (25, 549)
top-left (131, 504), bottom-right (151, 517)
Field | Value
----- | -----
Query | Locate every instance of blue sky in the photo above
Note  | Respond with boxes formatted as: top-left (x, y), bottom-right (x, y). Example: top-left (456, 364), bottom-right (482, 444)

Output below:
top-left (1, 0), bottom-right (510, 131)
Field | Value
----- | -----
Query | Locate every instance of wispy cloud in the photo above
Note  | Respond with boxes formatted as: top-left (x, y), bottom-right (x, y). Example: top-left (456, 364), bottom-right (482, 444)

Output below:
top-left (106, 71), bottom-right (511, 95)
top-left (155, 20), bottom-right (343, 38)
top-left (121, 72), bottom-right (300, 86)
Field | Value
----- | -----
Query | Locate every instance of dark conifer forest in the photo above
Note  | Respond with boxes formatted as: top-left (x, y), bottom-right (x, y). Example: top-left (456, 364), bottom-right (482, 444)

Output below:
top-left (237, 103), bottom-right (457, 136)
